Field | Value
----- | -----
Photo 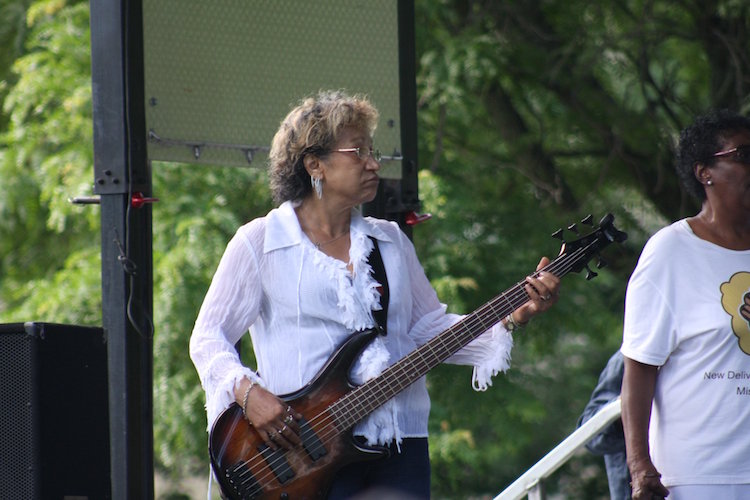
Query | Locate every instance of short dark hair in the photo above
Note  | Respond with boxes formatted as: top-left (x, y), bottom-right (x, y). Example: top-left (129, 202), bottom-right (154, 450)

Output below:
top-left (675, 109), bottom-right (750, 201)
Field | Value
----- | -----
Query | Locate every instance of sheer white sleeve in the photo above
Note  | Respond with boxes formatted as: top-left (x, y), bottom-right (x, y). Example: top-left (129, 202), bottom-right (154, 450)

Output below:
top-left (189, 225), bottom-right (265, 429)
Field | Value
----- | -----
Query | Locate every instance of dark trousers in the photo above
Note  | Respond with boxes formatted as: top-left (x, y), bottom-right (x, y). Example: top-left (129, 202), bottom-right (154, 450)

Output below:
top-left (326, 437), bottom-right (431, 499)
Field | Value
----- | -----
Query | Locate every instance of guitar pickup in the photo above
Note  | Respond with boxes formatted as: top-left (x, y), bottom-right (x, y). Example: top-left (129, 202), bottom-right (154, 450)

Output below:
top-left (299, 416), bottom-right (327, 461)
top-left (258, 445), bottom-right (295, 484)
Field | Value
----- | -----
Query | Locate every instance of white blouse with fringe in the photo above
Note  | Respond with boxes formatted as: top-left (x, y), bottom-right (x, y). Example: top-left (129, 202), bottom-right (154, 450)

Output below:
top-left (190, 201), bottom-right (514, 447)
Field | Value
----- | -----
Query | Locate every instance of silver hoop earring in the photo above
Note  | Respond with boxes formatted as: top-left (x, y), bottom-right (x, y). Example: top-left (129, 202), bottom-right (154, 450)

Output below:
top-left (311, 176), bottom-right (323, 199)
top-left (706, 179), bottom-right (713, 186)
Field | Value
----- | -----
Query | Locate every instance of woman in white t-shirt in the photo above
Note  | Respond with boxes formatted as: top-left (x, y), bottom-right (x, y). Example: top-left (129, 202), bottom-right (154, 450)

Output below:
top-left (621, 110), bottom-right (750, 500)
top-left (190, 90), bottom-right (560, 499)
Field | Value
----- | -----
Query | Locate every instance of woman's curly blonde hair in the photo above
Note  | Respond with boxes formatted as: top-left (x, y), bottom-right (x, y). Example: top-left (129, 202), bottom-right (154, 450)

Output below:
top-left (268, 90), bottom-right (379, 204)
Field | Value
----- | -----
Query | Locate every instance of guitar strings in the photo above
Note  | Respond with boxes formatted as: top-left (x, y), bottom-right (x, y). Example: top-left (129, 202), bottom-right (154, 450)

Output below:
top-left (239, 253), bottom-right (587, 492)
top-left (234, 244), bottom-right (589, 491)
top-left (335, 243), bottom-right (592, 423)
top-left (232, 244), bottom-right (590, 490)
top-left (231, 243), bottom-right (592, 491)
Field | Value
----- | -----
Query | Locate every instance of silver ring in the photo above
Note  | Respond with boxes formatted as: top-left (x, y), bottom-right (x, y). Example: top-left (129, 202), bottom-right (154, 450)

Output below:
top-left (283, 414), bottom-right (294, 425)
top-left (543, 294), bottom-right (551, 301)
top-left (278, 424), bottom-right (288, 434)
top-left (268, 430), bottom-right (277, 440)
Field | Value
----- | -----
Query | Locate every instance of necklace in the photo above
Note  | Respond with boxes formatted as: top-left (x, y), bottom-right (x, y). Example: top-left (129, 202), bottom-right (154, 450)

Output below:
top-left (310, 228), bottom-right (350, 249)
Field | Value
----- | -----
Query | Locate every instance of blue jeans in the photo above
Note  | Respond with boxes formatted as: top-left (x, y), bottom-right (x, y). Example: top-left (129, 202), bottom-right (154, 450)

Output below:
top-left (326, 437), bottom-right (431, 499)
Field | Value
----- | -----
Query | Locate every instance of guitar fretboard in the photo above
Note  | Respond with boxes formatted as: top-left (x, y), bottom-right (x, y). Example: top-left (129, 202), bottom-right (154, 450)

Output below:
top-left (328, 245), bottom-right (587, 429)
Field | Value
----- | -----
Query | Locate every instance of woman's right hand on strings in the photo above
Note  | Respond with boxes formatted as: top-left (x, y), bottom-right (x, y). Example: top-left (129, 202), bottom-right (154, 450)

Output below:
top-left (238, 379), bottom-right (303, 450)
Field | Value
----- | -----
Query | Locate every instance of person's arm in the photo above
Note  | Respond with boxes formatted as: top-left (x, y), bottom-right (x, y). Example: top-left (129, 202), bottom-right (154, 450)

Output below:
top-left (578, 352), bottom-right (625, 456)
top-left (399, 218), bottom-right (557, 386)
top-left (621, 356), bottom-right (669, 500)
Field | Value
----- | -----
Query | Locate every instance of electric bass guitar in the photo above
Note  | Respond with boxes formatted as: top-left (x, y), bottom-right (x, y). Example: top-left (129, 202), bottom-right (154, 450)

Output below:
top-left (209, 214), bottom-right (627, 499)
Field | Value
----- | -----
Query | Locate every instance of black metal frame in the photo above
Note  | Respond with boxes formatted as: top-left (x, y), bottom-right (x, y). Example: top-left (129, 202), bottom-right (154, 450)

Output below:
top-left (90, 0), bottom-right (154, 498)
top-left (363, 0), bottom-right (420, 238)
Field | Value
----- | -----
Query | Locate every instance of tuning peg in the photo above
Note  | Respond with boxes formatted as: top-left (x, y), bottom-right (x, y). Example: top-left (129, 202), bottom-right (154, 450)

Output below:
top-left (581, 214), bottom-right (593, 226)
top-left (585, 265), bottom-right (598, 280)
top-left (567, 223), bottom-right (579, 235)
top-left (552, 228), bottom-right (564, 240)
top-left (596, 256), bottom-right (608, 269)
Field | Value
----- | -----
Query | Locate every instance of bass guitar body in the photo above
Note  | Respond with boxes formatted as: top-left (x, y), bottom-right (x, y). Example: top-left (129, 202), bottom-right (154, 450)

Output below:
top-left (209, 328), bottom-right (387, 500)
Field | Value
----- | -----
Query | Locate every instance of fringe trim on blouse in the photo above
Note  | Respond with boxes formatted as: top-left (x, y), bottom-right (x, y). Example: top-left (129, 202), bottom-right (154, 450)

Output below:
top-left (472, 326), bottom-right (514, 391)
top-left (309, 229), bottom-right (401, 445)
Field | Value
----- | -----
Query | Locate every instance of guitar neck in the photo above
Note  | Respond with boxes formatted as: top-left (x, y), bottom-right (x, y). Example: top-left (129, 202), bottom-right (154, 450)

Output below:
top-left (330, 249), bottom-right (585, 429)
top-left (331, 291), bottom-right (524, 428)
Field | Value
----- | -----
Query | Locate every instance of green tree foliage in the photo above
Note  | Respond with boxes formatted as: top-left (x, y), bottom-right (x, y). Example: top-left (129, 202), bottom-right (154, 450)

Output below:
top-left (151, 163), bottom-right (272, 474)
top-left (0, 0), bottom-right (748, 498)
top-left (0, 0), bottom-right (98, 324)
top-left (0, 0), bottom-right (32, 130)
top-left (414, 0), bottom-right (748, 497)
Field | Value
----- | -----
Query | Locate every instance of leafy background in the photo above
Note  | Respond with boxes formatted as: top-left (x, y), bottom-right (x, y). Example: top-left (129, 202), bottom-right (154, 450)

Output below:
top-left (1, 0), bottom-right (748, 498)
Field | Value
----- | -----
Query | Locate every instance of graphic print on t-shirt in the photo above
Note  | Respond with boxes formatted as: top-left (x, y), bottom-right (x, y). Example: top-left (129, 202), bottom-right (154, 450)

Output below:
top-left (721, 271), bottom-right (750, 355)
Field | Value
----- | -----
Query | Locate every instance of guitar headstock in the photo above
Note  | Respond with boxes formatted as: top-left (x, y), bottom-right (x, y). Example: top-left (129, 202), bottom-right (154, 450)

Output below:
top-left (550, 213), bottom-right (627, 280)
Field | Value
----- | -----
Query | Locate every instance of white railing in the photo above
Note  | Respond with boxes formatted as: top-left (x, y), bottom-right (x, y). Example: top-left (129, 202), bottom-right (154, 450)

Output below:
top-left (494, 397), bottom-right (622, 500)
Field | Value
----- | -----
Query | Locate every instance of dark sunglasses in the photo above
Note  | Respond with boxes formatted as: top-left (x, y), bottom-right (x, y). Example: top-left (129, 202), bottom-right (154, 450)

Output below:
top-left (712, 144), bottom-right (750, 165)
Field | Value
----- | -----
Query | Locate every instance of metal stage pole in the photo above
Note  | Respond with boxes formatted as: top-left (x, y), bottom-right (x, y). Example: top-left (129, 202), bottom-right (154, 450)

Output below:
top-left (90, 0), bottom-right (154, 498)
top-left (363, 0), bottom-right (421, 238)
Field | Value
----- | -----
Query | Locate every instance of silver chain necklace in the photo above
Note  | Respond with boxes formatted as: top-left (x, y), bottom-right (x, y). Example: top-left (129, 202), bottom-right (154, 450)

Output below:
top-left (311, 229), bottom-right (350, 249)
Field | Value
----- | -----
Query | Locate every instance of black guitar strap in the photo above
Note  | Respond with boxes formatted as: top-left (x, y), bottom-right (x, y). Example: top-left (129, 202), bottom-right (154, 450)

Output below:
top-left (368, 237), bottom-right (389, 335)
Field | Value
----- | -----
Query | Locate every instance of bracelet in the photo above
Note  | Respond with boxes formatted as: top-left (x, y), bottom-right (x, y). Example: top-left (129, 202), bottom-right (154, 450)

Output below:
top-left (241, 380), bottom-right (257, 417)
top-left (505, 313), bottom-right (526, 332)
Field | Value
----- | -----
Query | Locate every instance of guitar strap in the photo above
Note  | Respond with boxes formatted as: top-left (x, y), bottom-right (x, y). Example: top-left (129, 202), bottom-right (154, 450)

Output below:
top-left (368, 237), bottom-right (389, 335)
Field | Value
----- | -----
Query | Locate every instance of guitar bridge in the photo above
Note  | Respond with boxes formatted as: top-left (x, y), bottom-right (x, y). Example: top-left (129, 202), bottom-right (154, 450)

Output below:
top-left (225, 461), bottom-right (262, 499)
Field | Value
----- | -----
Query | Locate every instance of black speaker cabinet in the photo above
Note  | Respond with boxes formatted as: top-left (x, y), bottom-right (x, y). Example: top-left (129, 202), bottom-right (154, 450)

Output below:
top-left (0, 322), bottom-right (110, 499)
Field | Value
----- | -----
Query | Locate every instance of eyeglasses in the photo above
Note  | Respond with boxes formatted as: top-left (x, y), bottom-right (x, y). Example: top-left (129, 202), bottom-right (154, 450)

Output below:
top-left (331, 147), bottom-right (382, 162)
top-left (712, 144), bottom-right (750, 165)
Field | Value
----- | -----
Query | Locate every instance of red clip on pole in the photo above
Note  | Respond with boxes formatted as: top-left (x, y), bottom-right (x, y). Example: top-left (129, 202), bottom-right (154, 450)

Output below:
top-left (405, 211), bottom-right (432, 226)
top-left (130, 192), bottom-right (159, 209)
